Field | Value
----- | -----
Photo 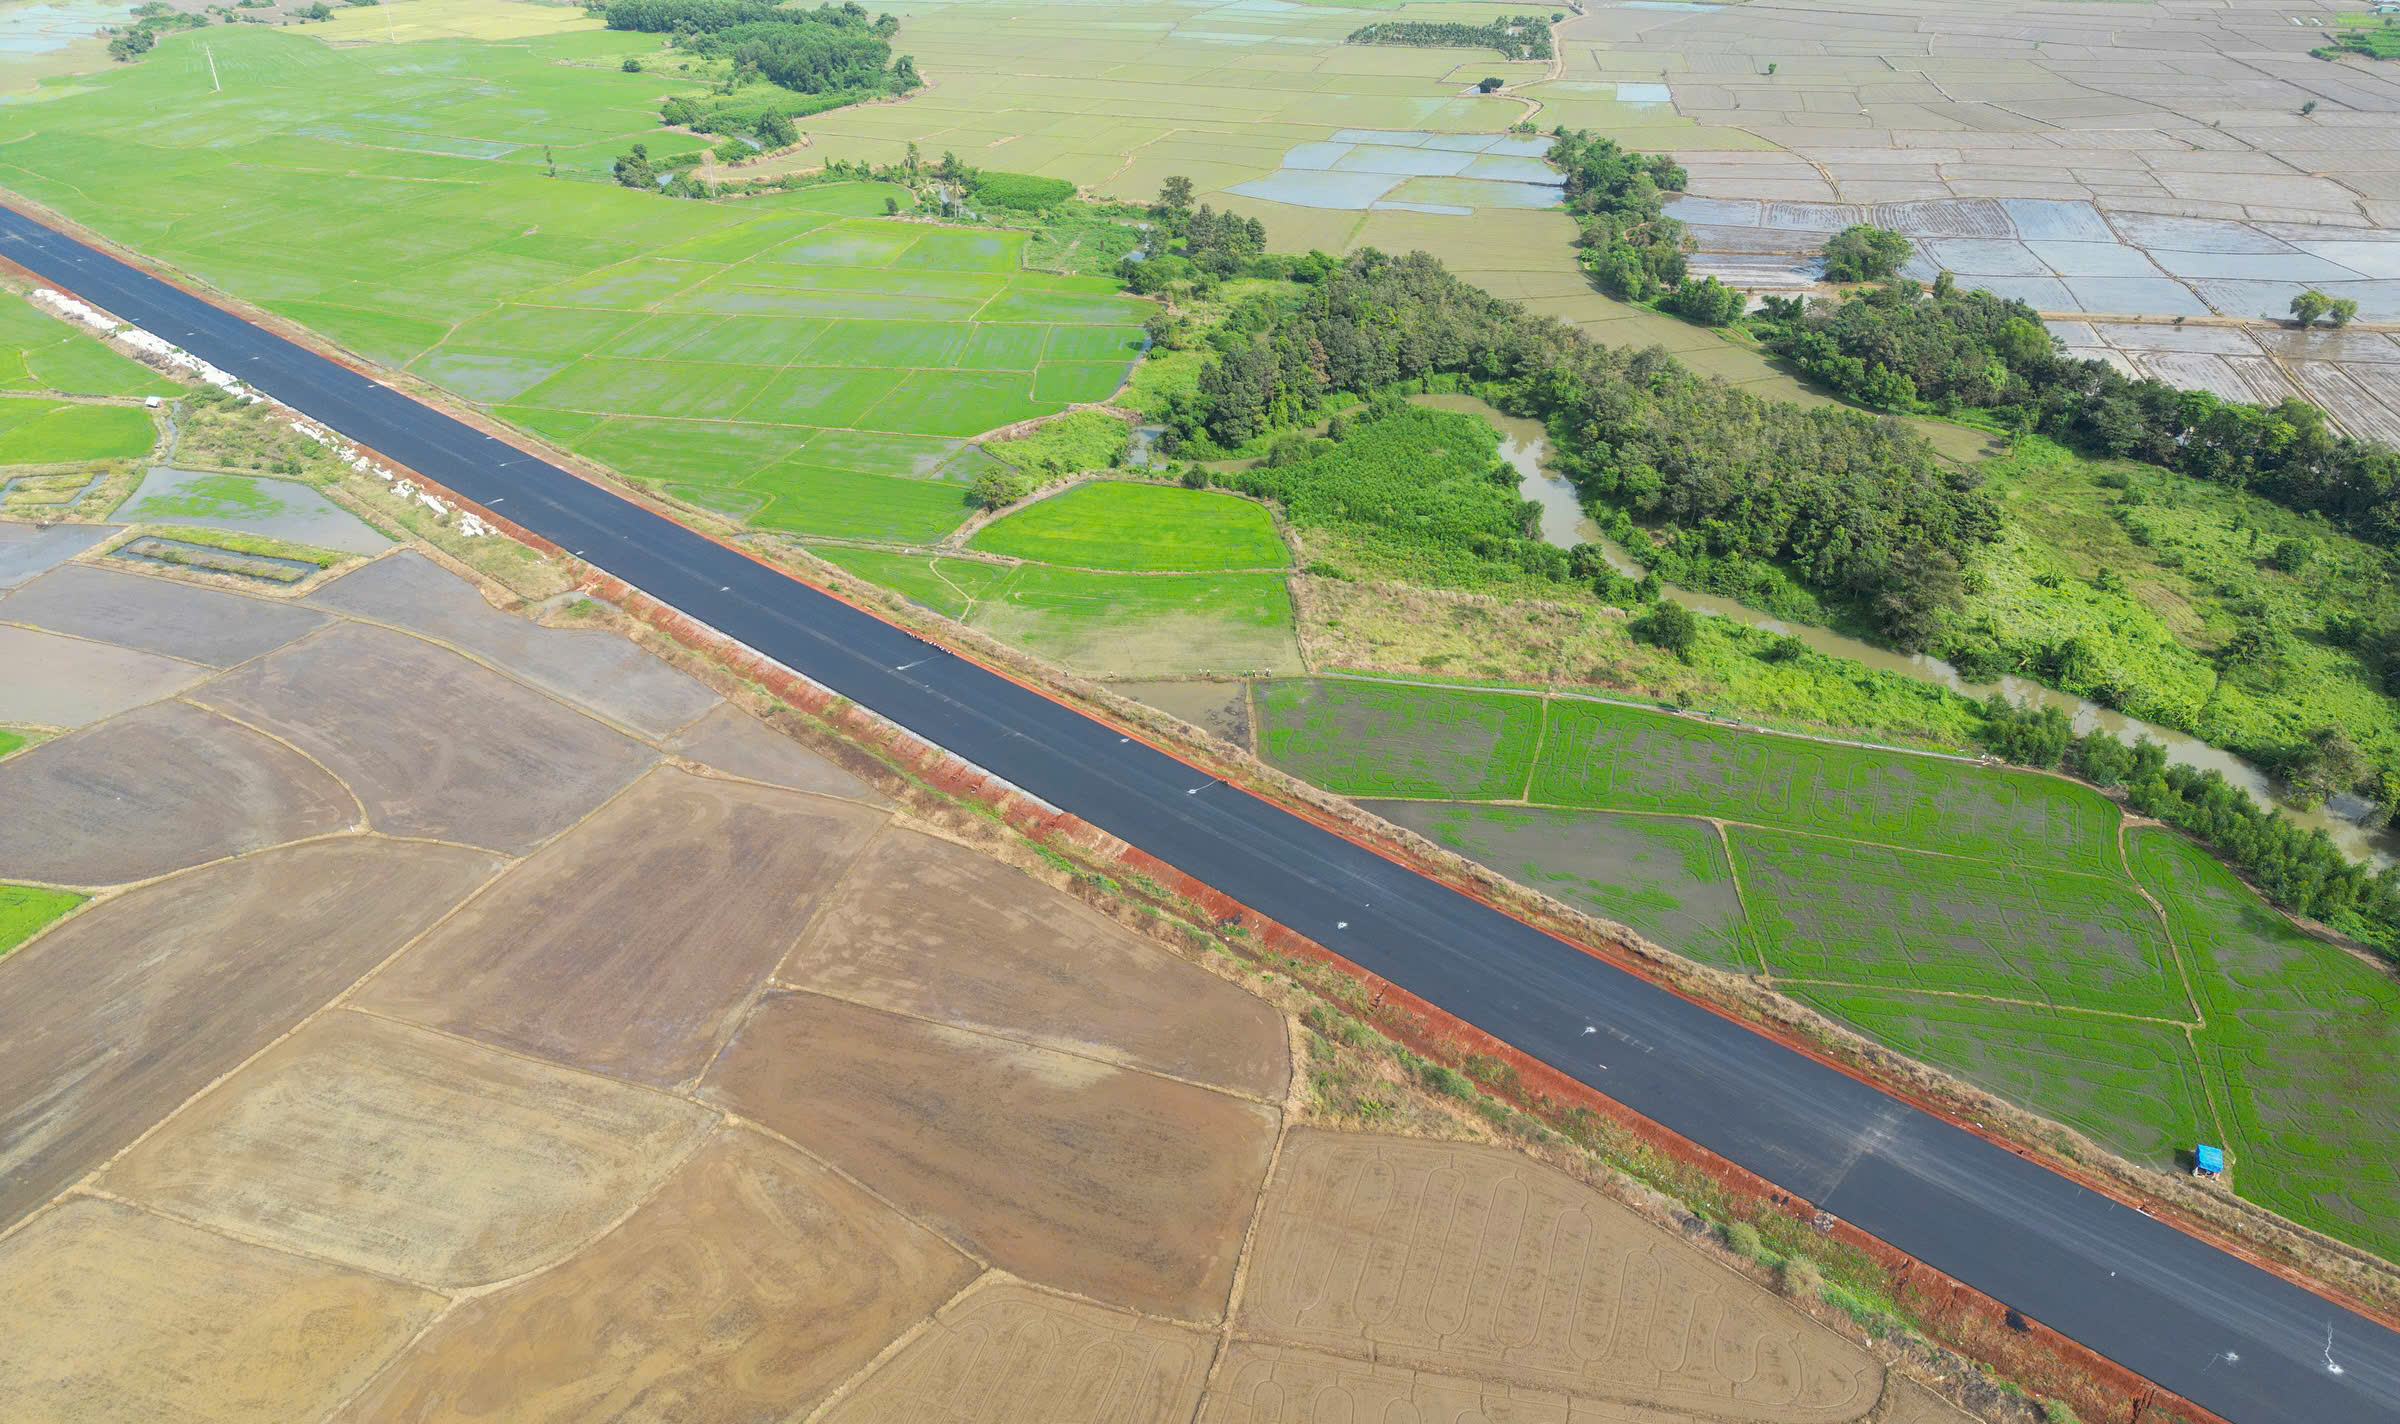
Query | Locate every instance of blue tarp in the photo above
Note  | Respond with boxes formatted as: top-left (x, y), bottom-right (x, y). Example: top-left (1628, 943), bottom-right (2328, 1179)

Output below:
top-left (2195, 1144), bottom-right (2227, 1173)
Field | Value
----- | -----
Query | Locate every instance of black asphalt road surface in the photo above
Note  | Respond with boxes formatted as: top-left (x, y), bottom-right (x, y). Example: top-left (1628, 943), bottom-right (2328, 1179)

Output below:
top-left (6, 205), bottom-right (2396, 1424)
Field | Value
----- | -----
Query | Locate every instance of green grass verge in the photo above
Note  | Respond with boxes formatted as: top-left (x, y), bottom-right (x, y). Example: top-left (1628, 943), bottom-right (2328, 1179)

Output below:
top-left (1255, 677), bottom-right (1544, 800)
top-left (966, 565), bottom-right (1299, 676)
top-left (0, 292), bottom-right (177, 398)
top-left (0, 884), bottom-right (83, 960)
top-left (969, 480), bottom-right (1288, 572)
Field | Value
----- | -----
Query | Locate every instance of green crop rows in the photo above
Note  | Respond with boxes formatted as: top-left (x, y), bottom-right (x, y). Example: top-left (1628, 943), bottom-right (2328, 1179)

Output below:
top-left (969, 481), bottom-right (1289, 572)
top-left (1253, 674), bottom-right (2400, 1257)
top-left (0, 885), bottom-right (81, 961)
top-left (0, 25), bottom-right (1146, 545)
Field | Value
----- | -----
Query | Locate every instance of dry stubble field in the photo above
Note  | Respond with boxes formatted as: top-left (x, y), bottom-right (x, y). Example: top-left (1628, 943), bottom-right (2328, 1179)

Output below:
top-left (0, 514), bottom-right (1979, 1423)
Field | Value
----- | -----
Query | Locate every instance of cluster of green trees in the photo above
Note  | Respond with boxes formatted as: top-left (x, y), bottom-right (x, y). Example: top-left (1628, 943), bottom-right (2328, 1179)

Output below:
top-left (1821, 224), bottom-right (1912, 283)
top-left (600, 0), bottom-right (916, 98)
top-left (2290, 289), bottom-right (2361, 328)
top-left (1546, 130), bottom-right (1689, 302)
top-left (1978, 698), bottom-right (2400, 946)
top-left (1214, 401), bottom-right (1562, 582)
top-left (1345, 15), bottom-right (1555, 60)
top-left (105, 3), bottom-right (207, 61)
top-left (1119, 179), bottom-right (1271, 293)
top-left (1753, 281), bottom-right (2400, 549)
top-left (1155, 245), bottom-right (1996, 645)
top-left (973, 171), bottom-right (1075, 210)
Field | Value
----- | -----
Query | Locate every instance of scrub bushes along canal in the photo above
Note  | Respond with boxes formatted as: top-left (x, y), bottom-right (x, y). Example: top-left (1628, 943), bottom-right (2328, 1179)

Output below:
top-left (1256, 673), bottom-right (2400, 1259)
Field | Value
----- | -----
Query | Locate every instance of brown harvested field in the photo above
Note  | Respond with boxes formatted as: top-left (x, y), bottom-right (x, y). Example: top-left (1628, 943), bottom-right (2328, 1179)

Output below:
top-left (0, 838), bottom-right (500, 1228)
top-left (1889, 1378), bottom-right (1981, 1424)
top-left (1237, 1130), bottom-right (1884, 1422)
top-left (0, 622), bottom-right (208, 727)
top-left (0, 1196), bottom-right (441, 1423)
top-left (336, 1127), bottom-right (975, 1422)
top-left (102, 1010), bottom-right (715, 1289)
top-left (780, 828), bottom-right (1291, 1099)
top-left (1199, 1343), bottom-right (1604, 1423)
top-left (1109, 677), bottom-right (1252, 749)
top-left (823, 1280), bottom-right (1217, 1424)
top-left (358, 768), bottom-right (886, 1087)
top-left (704, 989), bottom-right (1280, 1321)
top-left (305, 551), bottom-right (719, 736)
top-left (192, 621), bottom-right (658, 852)
top-left (0, 700), bottom-right (355, 885)
top-left (0, 563), bottom-right (331, 666)
top-left (667, 700), bottom-right (891, 804)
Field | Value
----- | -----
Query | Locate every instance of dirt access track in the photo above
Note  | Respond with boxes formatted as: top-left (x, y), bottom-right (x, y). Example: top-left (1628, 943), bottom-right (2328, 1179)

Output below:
top-left (0, 532), bottom-right (1977, 1424)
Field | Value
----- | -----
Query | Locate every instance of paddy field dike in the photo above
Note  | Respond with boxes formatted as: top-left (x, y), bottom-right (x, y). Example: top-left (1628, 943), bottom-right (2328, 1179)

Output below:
top-left (1243, 672), bottom-right (2400, 1262)
top-left (0, 496), bottom-right (1979, 1424)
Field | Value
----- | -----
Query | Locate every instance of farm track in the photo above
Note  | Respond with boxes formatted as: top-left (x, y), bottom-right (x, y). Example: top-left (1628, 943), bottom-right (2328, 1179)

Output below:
top-left (8, 204), bottom-right (2400, 1424)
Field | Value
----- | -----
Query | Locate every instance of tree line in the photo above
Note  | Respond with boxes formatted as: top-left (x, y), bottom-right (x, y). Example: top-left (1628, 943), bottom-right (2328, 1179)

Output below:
top-left (598, 0), bottom-right (916, 98)
top-left (1346, 15), bottom-right (1555, 60)
top-left (1979, 698), bottom-right (2400, 947)
top-left (1547, 130), bottom-right (1691, 303)
top-left (1153, 244), bottom-right (1996, 647)
top-left (1752, 280), bottom-right (2400, 551)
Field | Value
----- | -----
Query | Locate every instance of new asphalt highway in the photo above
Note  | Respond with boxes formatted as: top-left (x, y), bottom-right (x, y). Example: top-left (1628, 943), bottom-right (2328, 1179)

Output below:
top-left (6, 205), bottom-right (2396, 1424)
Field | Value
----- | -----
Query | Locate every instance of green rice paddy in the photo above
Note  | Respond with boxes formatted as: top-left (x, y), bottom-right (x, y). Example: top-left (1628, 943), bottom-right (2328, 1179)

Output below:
top-left (0, 884), bottom-right (81, 960)
top-left (0, 397), bottom-right (157, 465)
top-left (1254, 672), bottom-right (2400, 1258)
top-left (968, 481), bottom-right (1289, 572)
top-left (0, 25), bottom-right (1145, 544)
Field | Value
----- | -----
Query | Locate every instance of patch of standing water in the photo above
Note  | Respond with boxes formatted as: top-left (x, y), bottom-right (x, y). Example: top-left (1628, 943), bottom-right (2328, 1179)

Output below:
top-left (1412, 392), bottom-right (2399, 865)
top-left (0, 1), bottom-right (124, 59)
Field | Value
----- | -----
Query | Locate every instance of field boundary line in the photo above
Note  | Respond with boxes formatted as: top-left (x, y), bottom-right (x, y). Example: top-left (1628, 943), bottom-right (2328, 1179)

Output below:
top-left (678, 813), bottom-right (898, 1096)
top-left (177, 692), bottom-right (372, 830)
top-left (1771, 979), bottom-right (2201, 1029)
top-left (1198, 1015), bottom-right (1307, 1403)
top-left (1517, 689), bottom-right (1553, 803)
top-left (755, 975), bottom-right (1285, 1108)
top-left (0, 844), bottom-right (524, 1258)
top-left (1712, 818), bottom-right (1772, 977)
top-left (2122, 818), bottom-right (2210, 1029)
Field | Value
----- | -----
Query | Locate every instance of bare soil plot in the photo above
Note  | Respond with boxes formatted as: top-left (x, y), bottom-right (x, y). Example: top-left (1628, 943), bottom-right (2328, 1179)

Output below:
top-left (1369, 802), bottom-right (1755, 974)
top-left (360, 768), bottom-right (885, 1088)
top-left (0, 622), bottom-right (208, 728)
top-left (1110, 677), bottom-right (1252, 748)
top-left (0, 836), bottom-right (500, 1228)
top-left (825, 1280), bottom-right (1215, 1424)
top-left (1200, 1343), bottom-right (1611, 1424)
top-left (780, 828), bottom-right (1290, 1099)
top-left (666, 701), bottom-right (892, 803)
top-left (103, 1010), bottom-right (714, 1289)
top-left (193, 622), bottom-right (657, 853)
top-left (0, 1196), bottom-right (441, 1424)
top-left (0, 521), bottom-right (114, 588)
top-left (1238, 1130), bottom-right (1883, 1421)
top-left (335, 1126), bottom-right (975, 1421)
top-left (305, 552), bottom-right (717, 736)
top-left (705, 990), bottom-right (1279, 1321)
top-left (0, 700), bottom-right (355, 885)
top-left (0, 563), bottom-right (330, 666)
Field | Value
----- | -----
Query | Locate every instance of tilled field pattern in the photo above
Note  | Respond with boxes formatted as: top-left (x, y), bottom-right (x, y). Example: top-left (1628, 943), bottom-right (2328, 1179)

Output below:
top-left (0, 538), bottom-right (1970, 1423)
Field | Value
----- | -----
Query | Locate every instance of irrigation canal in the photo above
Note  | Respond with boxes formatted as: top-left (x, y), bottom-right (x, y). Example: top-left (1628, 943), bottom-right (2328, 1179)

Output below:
top-left (4, 202), bottom-right (2396, 1424)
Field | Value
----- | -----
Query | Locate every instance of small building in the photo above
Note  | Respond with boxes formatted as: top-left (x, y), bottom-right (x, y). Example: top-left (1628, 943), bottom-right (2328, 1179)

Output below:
top-left (2193, 1143), bottom-right (2227, 1177)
